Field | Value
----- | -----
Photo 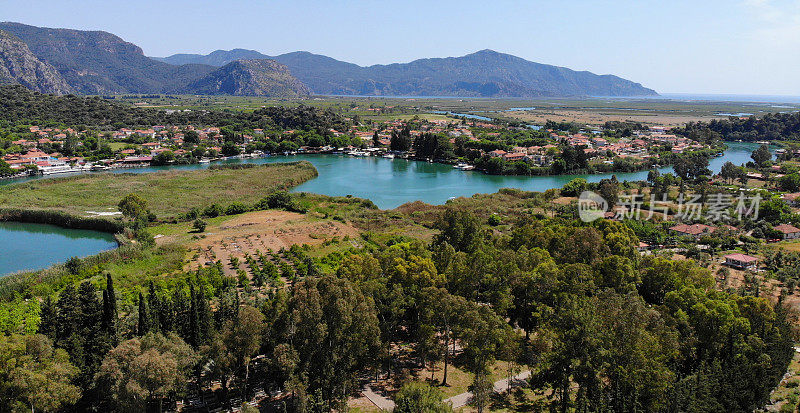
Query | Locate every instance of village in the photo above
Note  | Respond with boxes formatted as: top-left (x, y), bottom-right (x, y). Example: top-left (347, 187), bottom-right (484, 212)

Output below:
top-left (0, 114), bottom-right (716, 179)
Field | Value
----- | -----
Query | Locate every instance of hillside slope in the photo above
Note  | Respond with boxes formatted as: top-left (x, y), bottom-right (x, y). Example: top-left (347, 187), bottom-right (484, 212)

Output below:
top-left (184, 59), bottom-right (311, 97)
top-left (154, 48), bottom-right (270, 66)
top-left (160, 48), bottom-right (658, 97)
top-left (0, 22), bottom-right (215, 94)
top-left (0, 29), bottom-right (72, 94)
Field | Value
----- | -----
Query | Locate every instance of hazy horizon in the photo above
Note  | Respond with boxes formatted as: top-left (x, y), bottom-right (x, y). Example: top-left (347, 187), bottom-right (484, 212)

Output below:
top-left (2, 0), bottom-right (799, 96)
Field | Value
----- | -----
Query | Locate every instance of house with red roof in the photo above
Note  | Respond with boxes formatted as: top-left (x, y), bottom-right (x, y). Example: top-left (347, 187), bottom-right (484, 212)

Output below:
top-left (782, 193), bottom-right (800, 207)
top-left (723, 253), bottom-right (758, 270)
top-left (774, 223), bottom-right (800, 240)
top-left (502, 152), bottom-right (527, 162)
top-left (669, 223), bottom-right (715, 238)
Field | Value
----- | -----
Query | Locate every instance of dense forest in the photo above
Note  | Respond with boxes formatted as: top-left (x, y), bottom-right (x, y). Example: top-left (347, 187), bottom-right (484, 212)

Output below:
top-left (0, 203), bottom-right (793, 412)
top-left (0, 85), bottom-right (348, 132)
top-left (674, 112), bottom-right (800, 143)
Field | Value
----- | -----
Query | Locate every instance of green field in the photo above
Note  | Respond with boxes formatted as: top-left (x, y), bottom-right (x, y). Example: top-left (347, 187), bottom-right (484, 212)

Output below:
top-left (0, 162), bottom-right (317, 220)
top-left (107, 94), bottom-right (799, 125)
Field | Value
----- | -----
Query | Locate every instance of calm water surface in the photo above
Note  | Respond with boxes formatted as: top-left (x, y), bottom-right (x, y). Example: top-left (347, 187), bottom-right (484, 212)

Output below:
top-left (0, 141), bottom-right (765, 275)
top-left (0, 142), bottom-right (765, 209)
top-left (0, 222), bottom-right (117, 276)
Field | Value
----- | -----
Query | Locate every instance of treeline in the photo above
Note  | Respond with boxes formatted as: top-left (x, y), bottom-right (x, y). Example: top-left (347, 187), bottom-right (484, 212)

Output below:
top-left (0, 207), bottom-right (793, 412)
top-left (674, 112), bottom-right (800, 143)
top-left (0, 208), bottom-right (124, 233)
top-left (0, 85), bottom-right (348, 132)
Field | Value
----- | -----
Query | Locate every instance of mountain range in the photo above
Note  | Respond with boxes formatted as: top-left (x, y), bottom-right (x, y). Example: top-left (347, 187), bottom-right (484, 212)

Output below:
top-left (0, 22), bottom-right (657, 98)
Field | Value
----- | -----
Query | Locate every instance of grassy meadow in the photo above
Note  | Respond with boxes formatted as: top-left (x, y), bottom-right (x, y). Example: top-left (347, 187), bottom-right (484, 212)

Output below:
top-left (0, 161), bottom-right (318, 220)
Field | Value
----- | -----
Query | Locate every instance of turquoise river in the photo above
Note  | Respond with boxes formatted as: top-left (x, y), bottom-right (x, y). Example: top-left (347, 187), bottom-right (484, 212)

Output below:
top-left (0, 141), bottom-right (765, 275)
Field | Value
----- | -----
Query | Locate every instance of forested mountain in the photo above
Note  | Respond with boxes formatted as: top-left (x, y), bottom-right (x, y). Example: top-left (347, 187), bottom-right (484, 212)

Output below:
top-left (0, 22), bottom-right (217, 94)
top-left (0, 29), bottom-right (72, 94)
top-left (185, 59), bottom-right (311, 97)
top-left (276, 49), bottom-right (657, 97)
top-left (0, 22), bottom-right (657, 97)
top-left (160, 49), bottom-right (658, 97)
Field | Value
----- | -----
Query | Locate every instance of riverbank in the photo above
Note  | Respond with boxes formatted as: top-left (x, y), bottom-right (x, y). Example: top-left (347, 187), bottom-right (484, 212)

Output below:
top-left (0, 162), bottom-right (318, 221)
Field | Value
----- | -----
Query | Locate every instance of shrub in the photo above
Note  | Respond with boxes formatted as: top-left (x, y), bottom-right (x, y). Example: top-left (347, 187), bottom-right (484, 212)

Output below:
top-left (193, 219), bottom-right (207, 233)
top-left (203, 204), bottom-right (224, 218)
top-left (225, 202), bottom-right (250, 215)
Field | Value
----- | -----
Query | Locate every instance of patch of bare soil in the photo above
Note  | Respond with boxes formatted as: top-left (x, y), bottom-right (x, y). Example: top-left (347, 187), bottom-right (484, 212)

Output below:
top-left (186, 210), bottom-right (359, 274)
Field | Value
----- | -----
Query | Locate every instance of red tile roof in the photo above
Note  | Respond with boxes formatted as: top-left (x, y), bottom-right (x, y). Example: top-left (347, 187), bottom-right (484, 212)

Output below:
top-left (669, 223), bottom-right (714, 235)
top-left (774, 223), bottom-right (800, 234)
top-left (724, 253), bottom-right (758, 263)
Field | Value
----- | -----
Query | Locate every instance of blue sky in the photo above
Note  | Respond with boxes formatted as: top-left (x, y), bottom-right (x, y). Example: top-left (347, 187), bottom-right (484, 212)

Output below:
top-left (2, 0), bottom-right (799, 95)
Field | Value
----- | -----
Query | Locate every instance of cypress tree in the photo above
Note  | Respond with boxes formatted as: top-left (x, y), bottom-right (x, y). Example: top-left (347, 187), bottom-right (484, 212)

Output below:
top-left (78, 281), bottom-right (105, 387)
top-left (173, 285), bottom-right (190, 340)
top-left (189, 284), bottom-right (199, 347)
top-left (38, 295), bottom-right (57, 341)
top-left (138, 291), bottom-right (149, 336)
top-left (55, 284), bottom-right (80, 347)
top-left (196, 288), bottom-right (213, 345)
top-left (102, 274), bottom-right (117, 344)
top-left (159, 293), bottom-right (173, 332)
top-left (147, 281), bottom-right (161, 333)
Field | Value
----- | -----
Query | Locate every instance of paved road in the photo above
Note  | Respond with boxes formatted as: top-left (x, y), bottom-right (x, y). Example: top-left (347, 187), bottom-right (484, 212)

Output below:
top-left (362, 370), bottom-right (531, 411)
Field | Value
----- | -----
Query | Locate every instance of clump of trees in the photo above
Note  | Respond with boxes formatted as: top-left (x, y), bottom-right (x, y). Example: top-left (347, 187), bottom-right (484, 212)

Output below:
top-left (0, 205), bottom-right (793, 412)
top-left (675, 112), bottom-right (800, 143)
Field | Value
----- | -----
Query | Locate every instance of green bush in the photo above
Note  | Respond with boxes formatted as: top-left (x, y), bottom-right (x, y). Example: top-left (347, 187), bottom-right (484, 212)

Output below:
top-left (225, 202), bottom-right (251, 215)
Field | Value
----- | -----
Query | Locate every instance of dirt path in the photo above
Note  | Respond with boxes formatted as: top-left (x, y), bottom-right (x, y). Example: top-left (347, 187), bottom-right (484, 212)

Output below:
top-left (362, 370), bottom-right (531, 411)
top-left (363, 384), bottom-right (396, 411)
top-left (445, 370), bottom-right (531, 409)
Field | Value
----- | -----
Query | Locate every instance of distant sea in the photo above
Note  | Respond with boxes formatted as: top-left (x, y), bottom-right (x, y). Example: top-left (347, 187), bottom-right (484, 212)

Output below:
top-left (323, 93), bottom-right (800, 105)
top-left (650, 93), bottom-right (800, 105)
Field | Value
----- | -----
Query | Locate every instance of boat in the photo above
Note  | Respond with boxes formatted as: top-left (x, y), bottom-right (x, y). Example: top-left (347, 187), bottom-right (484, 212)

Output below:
top-left (454, 163), bottom-right (475, 171)
top-left (382, 153), bottom-right (395, 159)
top-left (198, 158), bottom-right (211, 164)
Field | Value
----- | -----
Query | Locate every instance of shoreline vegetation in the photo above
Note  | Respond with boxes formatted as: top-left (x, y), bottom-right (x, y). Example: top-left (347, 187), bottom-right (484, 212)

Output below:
top-left (0, 162), bottom-right (318, 222)
top-left (0, 162), bottom-right (320, 295)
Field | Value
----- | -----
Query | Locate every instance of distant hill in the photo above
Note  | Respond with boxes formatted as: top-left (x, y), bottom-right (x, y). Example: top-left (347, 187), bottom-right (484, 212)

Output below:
top-left (153, 49), bottom-right (270, 66)
top-left (159, 49), bottom-right (658, 97)
top-left (184, 59), bottom-right (311, 97)
top-left (0, 22), bottom-right (216, 94)
top-left (0, 22), bottom-right (657, 97)
top-left (0, 29), bottom-right (72, 94)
